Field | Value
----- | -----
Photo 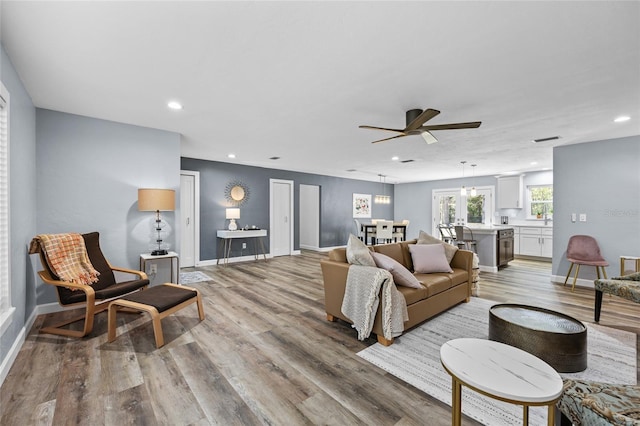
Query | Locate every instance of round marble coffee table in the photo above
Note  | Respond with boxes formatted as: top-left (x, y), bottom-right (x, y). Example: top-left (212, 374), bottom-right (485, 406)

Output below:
top-left (440, 338), bottom-right (563, 426)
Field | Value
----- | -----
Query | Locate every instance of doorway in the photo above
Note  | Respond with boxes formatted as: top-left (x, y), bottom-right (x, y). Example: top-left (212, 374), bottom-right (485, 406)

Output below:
top-left (180, 171), bottom-right (200, 267)
top-left (299, 184), bottom-right (320, 250)
top-left (432, 187), bottom-right (494, 235)
top-left (270, 179), bottom-right (294, 257)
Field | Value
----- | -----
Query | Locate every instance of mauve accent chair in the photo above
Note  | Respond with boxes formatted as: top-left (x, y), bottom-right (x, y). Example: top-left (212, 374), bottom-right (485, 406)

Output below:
top-left (563, 235), bottom-right (608, 291)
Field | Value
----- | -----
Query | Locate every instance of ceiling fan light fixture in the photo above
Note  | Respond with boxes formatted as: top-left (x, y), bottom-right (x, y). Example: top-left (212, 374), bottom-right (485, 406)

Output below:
top-left (420, 131), bottom-right (438, 144)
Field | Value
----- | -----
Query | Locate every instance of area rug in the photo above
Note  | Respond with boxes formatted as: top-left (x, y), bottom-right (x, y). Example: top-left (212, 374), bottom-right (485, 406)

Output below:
top-left (357, 297), bottom-right (637, 426)
top-left (179, 271), bottom-right (213, 284)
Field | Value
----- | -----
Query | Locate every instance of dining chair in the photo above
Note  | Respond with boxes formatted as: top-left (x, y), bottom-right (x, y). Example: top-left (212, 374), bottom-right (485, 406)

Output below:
top-left (438, 224), bottom-right (456, 244)
top-left (392, 219), bottom-right (409, 242)
top-left (375, 220), bottom-right (394, 244)
top-left (353, 218), bottom-right (365, 241)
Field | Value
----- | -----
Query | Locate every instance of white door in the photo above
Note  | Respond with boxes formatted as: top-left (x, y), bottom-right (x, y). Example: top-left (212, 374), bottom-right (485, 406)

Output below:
top-left (432, 187), bottom-right (494, 236)
top-left (299, 184), bottom-right (319, 249)
top-left (180, 171), bottom-right (199, 267)
top-left (270, 179), bottom-right (294, 257)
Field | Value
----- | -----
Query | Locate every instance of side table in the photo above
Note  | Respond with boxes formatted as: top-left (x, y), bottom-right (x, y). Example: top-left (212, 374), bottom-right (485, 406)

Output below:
top-left (440, 338), bottom-right (563, 426)
top-left (140, 251), bottom-right (180, 284)
top-left (620, 255), bottom-right (640, 275)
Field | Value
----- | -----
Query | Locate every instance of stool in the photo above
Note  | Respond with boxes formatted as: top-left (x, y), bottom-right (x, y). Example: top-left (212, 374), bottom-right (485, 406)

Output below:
top-left (108, 283), bottom-right (205, 348)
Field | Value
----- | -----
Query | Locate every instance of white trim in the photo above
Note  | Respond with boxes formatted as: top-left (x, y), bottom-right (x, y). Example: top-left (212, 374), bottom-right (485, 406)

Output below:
top-left (551, 274), bottom-right (594, 290)
top-left (0, 307), bottom-right (35, 387)
top-left (0, 81), bottom-right (13, 337)
top-left (269, 179), bottom-right (295, 256)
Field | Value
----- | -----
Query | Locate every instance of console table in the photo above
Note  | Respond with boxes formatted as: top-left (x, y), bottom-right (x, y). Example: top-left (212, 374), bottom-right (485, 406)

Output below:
top-left (216, 229), bottom-right (268, 266)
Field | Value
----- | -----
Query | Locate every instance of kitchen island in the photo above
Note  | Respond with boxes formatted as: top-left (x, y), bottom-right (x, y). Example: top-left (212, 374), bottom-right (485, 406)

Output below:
top-left (463, 225), bottom-right (514, 272)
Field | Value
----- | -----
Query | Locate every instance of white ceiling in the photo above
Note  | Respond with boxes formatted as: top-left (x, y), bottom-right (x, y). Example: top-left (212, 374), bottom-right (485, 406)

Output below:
top-left (2, 1), bottom-right (639, 183)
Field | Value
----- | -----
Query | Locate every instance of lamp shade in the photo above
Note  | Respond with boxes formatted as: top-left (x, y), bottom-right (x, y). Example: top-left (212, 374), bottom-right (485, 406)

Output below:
top-left (226, 208), bottom-right (240, 219)
top-left (138, 189), bottom-right (175, 211)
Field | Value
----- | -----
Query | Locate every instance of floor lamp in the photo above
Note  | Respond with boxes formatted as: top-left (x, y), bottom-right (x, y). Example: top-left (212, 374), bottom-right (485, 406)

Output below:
top-left (138, 188), bottom-right (176, 255)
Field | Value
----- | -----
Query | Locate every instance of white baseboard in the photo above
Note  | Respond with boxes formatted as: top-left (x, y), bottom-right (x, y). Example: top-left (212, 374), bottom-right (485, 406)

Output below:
top-left (551, 274), bottom-right (595, 290)
top-left (478, 265), bottom-right (498, 273)
top-left (0, 307), bottom-right (37, 387)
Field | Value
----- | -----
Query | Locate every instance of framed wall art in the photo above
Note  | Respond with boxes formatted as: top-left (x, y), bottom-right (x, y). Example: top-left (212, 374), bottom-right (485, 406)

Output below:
top-left (352, 193), bottom-right (371, 218)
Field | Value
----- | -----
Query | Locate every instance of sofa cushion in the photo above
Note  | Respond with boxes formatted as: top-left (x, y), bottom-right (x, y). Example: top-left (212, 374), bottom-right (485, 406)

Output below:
top-left (409, 243), bottom-right (453, 274)
top-left (371, 252), bottom-right (422, 289)
top-left (396, 285), bottom-right (428, 305)
top-left (346, 234), bottom-right (376, 266)
top-left (417, 230), bottom-right (458, 263)
top-left (415, 273), bottom-right (455, 297)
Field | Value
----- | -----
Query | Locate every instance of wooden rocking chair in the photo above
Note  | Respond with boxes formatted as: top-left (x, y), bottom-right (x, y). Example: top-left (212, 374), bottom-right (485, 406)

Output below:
top-left (30, 232), bottom-right (149, 337)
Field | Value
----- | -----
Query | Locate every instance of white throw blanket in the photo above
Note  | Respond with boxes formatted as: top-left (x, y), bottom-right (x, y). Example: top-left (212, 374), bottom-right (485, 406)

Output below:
top-left (341, 265), bottom-right (408, 341)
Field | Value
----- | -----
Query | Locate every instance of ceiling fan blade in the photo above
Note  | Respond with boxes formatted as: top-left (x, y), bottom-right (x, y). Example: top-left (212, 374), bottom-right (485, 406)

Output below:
top-left (420, 131), bottom-right (438, 145)
top-left (404, 109), bottom-right (440, 132)
top-left (418, 121), bottom-right (482, 131)
top-left (371, 134), bottom-right (408, 144)
top-left (359, 125), bottom-right (405, 133)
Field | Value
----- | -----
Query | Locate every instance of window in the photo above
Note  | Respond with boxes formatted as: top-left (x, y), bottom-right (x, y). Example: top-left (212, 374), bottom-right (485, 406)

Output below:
top-left (0, 81), bottom-right (14, 335)
top-left (527, 184), bottom-right (553, 219)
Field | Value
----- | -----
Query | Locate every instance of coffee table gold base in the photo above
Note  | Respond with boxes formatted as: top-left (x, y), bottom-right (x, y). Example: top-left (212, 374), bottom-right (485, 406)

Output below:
top-left (448, 374), bottom-right (556, 426)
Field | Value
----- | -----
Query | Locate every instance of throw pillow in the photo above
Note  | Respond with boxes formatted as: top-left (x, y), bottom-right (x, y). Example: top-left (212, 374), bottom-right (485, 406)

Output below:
top-left (409, 243), bottom-right (453, 273)
top-left (417, 229), bottom-right (458, 263)
top-left (370, 251), bottom-right (423, 289)
top-left (346, 234), bottom-right (376, 266)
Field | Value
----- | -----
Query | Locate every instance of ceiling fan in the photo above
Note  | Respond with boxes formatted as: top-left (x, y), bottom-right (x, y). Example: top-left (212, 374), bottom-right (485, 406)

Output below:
top-left (359, 108), bottom-right (481, 144)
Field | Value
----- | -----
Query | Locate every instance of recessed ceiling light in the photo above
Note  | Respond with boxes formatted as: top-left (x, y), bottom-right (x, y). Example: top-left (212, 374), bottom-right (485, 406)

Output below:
top-left (530, 161), bottom-right (538, 165)
top-left (167, 101), bottom-right (183, 110)
top-left (391, 156), bottom-right (399, 161)
top-left (227, 153), bottom-right (236, 159)
top-left (614, 116), bottom-right (630, 123)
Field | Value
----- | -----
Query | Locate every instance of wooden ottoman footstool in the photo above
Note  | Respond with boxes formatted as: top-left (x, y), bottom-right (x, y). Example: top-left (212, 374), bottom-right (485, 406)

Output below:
top-left (108, 283), bottom-right (205, 348)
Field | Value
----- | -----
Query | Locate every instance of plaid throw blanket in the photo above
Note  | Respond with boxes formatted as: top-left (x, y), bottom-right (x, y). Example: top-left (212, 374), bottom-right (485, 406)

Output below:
top-left (29, 233), bottom-right (100, 286)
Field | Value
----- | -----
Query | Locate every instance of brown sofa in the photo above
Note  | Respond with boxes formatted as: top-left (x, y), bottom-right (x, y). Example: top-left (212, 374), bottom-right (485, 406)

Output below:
top-left (320, 239), bottom-right (473, 346)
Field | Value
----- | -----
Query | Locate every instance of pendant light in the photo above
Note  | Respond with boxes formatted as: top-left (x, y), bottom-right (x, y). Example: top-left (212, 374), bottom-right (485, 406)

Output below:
top-left (374, 174), bottom-right (391, 204)
top-left (460, 161), bottom-right (467, 197)
top-left (470, 164), bottom-right (477, 196)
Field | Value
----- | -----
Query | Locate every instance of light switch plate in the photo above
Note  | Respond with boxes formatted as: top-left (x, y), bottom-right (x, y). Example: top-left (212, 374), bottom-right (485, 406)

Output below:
top-left (571, 213), bottom-right (576, 222)
top-left (579, 213), bottom-right (587, 222)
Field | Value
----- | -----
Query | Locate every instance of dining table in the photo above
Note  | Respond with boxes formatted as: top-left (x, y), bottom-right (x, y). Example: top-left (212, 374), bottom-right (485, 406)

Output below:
top-left (361, 222), bottom-right (407, 245)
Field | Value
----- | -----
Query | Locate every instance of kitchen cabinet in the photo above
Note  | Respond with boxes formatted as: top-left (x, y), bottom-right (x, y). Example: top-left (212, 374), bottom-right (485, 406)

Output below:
top-left (497, 176), bottom-right (523, 209)
top-left (518, 227), bottom-right (553, 258)
top-left (513, 227), bottom-right (520, 254)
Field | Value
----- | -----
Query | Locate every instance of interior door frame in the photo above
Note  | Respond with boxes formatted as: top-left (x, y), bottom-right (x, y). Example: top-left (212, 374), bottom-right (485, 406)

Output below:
top-left (269, 178), bottom-right (295, 256)
top-left (180, 170), bottom-right (200, 266)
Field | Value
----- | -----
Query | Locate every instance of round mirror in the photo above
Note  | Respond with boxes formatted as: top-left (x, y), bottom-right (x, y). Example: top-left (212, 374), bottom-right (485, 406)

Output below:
top-left (230, 185), bottom-right (245, 201)
top-left (225, 180), bottom-right (250, 206)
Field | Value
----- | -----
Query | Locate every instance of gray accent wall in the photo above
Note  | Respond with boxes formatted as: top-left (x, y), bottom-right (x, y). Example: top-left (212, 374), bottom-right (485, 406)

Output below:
top-left (1, 44), bottom-right (37, 374)
top-left (552, 136), bottom-right (640, 280)
top-left (36, 109), bottom-right (181, 303)
top-left (181, 157), bottom-right (394, 260)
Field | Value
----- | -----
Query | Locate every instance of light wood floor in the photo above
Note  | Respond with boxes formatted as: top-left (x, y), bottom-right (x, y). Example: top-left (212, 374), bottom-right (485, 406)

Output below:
top-left (2, 253), bottom-right (638, 425)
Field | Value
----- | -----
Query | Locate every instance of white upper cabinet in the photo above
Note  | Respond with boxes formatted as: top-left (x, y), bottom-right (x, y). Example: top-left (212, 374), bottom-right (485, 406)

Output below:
top-left (497, 176), bottom-right (523, 209)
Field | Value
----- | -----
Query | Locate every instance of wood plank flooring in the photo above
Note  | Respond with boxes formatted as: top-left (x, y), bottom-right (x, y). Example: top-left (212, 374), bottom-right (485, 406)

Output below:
top-left (2, 253), bottom-right (638, 425)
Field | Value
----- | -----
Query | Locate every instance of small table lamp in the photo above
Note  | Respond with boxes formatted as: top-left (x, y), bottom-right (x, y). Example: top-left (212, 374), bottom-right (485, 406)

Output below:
top-left (138, 188), bottom-right (176, 255)
top-left (226, 208), bottom-right (240, 231)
